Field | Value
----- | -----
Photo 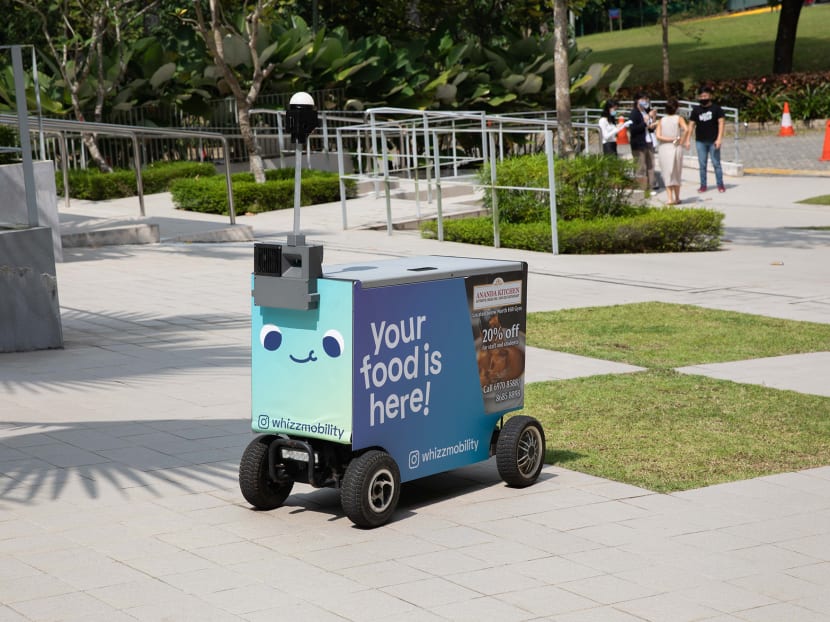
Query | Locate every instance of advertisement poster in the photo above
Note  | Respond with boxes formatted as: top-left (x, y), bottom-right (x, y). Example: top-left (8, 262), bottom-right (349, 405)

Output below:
top-left (251, 278), bottom-right (354, 443)
top-left (465, 270), bottom-right (527, 414)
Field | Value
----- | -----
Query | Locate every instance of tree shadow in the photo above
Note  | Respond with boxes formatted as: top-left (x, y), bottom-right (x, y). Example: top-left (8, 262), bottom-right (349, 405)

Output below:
top-left (0, 418), bottom-right (248, 508)
top-left (0, 418), bottom-right (559, 530)
top-left (0, 309), bottom-right (249, 391)
top-left (724, 226), bottom-right (830, 249)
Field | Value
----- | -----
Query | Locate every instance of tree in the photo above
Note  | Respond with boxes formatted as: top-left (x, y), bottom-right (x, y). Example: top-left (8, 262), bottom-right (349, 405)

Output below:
top-left (772, 0), bottom-right (803, 75)
top-left (660, 0), bottom-right (669, 97)
top-left (186, 0), bottom-right (304, 183)
top-left (14, 0), bottom-right (159, 172)
top-left (552, 0), bottom-right (574, 156)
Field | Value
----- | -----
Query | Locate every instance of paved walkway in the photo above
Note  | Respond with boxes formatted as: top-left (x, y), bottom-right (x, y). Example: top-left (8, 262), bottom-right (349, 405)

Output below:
top-left (730, 126), bottom-right (830, 175)
top-left (2, 169), bottom-right (830, 621)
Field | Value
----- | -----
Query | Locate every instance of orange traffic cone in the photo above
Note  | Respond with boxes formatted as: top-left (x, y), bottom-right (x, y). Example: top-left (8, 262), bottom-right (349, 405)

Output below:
top-left (616, 117), bottom-right (629, 145)
top-left (779, 102), bottom-right (795, 137)
top-left (820, 119), bottom-right (830, 161)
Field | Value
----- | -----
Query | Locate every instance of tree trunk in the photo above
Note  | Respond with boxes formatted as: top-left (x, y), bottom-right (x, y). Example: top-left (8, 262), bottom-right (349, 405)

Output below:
top-left (661, 0), bottom-right (670, 97)
top-left (773, 0), bottom-right (803, 74)
top-left (68, 89), bottom-right (112, 173)
top-left (553, 0), bottom-right (574, 157)
top-left (81, 133), bottom-right (112, 173)
top-left (238, 105), bottom-right (266, 183)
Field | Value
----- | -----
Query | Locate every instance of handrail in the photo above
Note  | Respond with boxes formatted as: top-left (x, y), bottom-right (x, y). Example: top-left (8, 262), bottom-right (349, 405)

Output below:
top-left (0, 114), bottom-right (237, 224)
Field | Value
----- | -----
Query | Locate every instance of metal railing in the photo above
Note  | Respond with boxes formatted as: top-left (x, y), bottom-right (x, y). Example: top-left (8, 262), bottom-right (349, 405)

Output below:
top-left (0, 114), bottom-right (237, 223)
top-left (333, 108), bottom-right (612, 254)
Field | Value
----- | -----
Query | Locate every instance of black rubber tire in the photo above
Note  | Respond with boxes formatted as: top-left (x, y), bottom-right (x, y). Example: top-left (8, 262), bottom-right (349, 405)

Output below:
top-left (496, 415), bottom-right (546, 487)
top-left (239, 435), bottom-right (294, 510)
top-left (341, 450), bottom-right (401, 528)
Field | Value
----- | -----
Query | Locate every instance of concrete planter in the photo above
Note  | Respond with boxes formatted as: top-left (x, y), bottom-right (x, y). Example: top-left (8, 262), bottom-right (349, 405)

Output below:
top-left (0, 226), bottom-right (63, 352)
top-left (0, 160), bottom-right (62, 261)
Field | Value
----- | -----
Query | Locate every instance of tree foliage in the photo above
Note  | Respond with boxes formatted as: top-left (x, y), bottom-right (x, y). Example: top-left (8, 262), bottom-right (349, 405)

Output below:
top-left (13, 0), bottom-right (160, 170)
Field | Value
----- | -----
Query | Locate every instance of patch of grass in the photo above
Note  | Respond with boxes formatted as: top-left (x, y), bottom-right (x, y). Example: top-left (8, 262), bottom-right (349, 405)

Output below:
top-left (578, 5), bottom-right (830, 86)
top-left (526, 370), bottom-right (830, 493)
top-left (523, 302), bottom-right (830, 491)
top-left (797, 195), bottom-right (830, 206)
top-left (527, 302), bottom-right (830, 368)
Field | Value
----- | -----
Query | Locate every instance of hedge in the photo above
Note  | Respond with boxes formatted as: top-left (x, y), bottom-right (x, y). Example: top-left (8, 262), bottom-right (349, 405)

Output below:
top-left (421, 207), bottom-right (724, 253)
top-left (170, 169), bottom-right (357, 215)
top-left (55, 161), bottom-right (217, 200)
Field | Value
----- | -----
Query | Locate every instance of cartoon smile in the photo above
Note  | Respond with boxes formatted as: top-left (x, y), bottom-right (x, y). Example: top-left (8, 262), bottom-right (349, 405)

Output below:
top-left (260, 324), bottom-right (345, 364)
top-left (289, 351), bottom-right (317, 364)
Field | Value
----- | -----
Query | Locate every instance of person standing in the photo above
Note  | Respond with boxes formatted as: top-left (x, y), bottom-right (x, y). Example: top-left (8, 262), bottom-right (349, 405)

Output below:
top-left (628, 92), bottom-right (659, 190)
top-left (655, 98), bottom-right (688, 205)
top-left (685, 86), bottom-right (726, 193)
top-left (598, 100), bottom-right (632, 156)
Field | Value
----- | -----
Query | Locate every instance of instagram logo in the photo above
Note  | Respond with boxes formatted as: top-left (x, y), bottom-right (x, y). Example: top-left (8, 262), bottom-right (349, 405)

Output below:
top-left (408, 450), bottom-right (420, 470)
top-left (257, 415), bottom-right (270, 429)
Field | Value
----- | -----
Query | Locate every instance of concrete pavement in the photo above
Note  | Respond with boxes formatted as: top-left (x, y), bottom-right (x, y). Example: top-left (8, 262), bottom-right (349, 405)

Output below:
top-left (2, 167), bottom-right (830, 621)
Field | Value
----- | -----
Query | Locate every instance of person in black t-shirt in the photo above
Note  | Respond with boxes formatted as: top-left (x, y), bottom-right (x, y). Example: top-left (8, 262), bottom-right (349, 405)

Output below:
top-left (684, 86), bottom-right (726, 193)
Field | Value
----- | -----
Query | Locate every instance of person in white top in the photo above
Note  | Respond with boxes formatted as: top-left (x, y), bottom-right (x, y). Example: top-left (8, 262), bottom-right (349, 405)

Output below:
top-left (598, 100), bottom-right (632, 156)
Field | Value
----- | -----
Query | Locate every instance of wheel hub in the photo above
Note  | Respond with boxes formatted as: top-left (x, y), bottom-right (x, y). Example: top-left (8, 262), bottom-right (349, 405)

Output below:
top-left (368, 468), bottom-right (395, 513)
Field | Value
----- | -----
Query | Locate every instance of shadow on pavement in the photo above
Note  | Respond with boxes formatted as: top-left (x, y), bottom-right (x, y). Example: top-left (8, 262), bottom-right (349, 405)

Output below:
top-left (724, 226), bottom-right (830, 249)
top-left (0, 419), bottom-right (248, 507)
top-left (0, 418), bottom-right (548, 529)
top-left (0, 310), bottom-right (249, 390)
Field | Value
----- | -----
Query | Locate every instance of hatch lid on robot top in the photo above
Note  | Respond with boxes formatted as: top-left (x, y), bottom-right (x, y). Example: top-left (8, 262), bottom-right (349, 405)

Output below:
top-left (322, 255), bottom-right (524, 289)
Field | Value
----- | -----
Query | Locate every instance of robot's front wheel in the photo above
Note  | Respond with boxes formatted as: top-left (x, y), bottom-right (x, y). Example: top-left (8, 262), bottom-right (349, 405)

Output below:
top-left (496, 416), bottom-right (546, 487)
top-left (341, 450), bottom-right (401, 528)
top-left (239, 435), bottom-right (294, 510)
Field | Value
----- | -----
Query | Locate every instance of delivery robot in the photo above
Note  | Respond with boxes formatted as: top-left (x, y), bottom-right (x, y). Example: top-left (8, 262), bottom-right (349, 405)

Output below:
top-left (240, 240), bottom-right (546, 528)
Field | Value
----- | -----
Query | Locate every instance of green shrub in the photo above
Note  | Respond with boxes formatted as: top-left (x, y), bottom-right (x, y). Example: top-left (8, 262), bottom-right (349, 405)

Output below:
top-left (169, 177), bottom-right (229, 213)
top-left (555, 155), bottom-right (639, 220)
top-left (421, 207), bottom-right (724, 253)
top-left (480, 154), bottom-right (550, 224)
top-left (142, 161), bottom-right (217, 193)
top-left (56, 161), bottom-right (217, 199)
top-left (479, 153), bottom-right (638, 224)
top-left (170, 169), bottom-right (357, 215)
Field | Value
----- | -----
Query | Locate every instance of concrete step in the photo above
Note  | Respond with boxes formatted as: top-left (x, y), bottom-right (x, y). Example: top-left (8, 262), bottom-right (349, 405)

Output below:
top-left (61, 222), bottom-right (254, 248)
top-left (61, 224), bottom-right (159, 248)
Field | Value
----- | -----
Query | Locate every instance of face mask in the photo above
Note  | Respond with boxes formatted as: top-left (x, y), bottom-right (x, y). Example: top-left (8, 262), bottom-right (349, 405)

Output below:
top-left (699, 99), bottom-right (712, 107)
top-left (610, 109), bottom-right (617, 116)
top-left (639, 100), bottom-right (649, 109)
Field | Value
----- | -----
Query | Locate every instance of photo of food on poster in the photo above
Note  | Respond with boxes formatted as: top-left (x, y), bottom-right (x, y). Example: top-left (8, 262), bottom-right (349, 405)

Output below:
top-left (465, 270), bottom-right (527, 414)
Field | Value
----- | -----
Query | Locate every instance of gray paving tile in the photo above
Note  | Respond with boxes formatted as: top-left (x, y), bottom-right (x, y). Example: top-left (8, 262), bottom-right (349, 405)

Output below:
top-left (614, 592), bottom-right (721, 622)
top-left (432, 595), bottom-right (535, 621)
top-left (381, 577), bottom-right (482, 608)
top-left (676, 352), bottom-right (830, 397)
top-left (8, 591), bottom-right (123, 621)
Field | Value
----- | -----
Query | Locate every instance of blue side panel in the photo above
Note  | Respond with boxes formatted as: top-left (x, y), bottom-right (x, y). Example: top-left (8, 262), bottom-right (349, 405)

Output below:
top-left (351, 277), bottom-right (500, 482)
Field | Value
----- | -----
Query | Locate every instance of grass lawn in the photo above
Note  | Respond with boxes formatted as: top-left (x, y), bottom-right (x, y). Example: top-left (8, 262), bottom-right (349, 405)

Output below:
top-left (521, 302), bottom-right (830, 492)
top-left (797, 195), bottom-right (830, 206)
top-left (527, 302), bottom-right (830, 368)
top-left (578, 5), bottom-right (830, 87)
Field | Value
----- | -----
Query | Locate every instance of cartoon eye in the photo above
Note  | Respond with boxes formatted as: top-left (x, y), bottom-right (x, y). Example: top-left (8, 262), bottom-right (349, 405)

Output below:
top-left (260, 324), bottom-right (282, 351)
top-left (322, 329), bottom-right (344, 358)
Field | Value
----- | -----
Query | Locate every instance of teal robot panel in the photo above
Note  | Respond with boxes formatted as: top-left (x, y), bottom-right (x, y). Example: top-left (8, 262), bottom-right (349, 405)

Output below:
top-left (251, 278), bottom-right (354, 443)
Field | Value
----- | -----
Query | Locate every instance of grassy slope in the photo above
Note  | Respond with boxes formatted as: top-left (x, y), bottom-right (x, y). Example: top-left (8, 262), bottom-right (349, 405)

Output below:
top-left (577, 4), bottom-right (830, 87)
